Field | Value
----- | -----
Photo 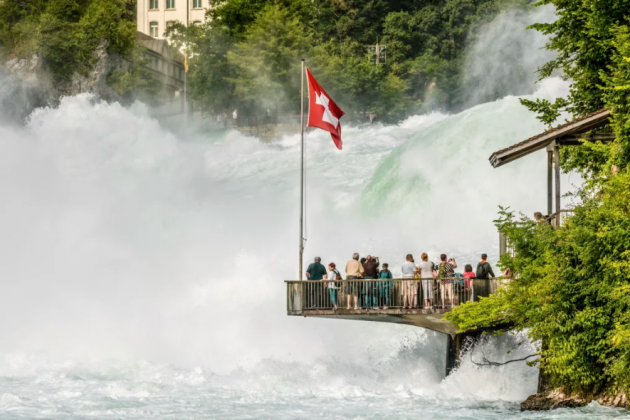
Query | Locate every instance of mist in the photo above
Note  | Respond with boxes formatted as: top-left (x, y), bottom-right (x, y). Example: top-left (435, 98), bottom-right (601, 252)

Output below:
top-left (461, 4), bottom-right (557, 108)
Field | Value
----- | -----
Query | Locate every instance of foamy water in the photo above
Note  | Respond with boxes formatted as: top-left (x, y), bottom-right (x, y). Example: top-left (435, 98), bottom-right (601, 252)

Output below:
top-left (0, 4), bottom-right (625, 415)
top-left (0, 77), bottom-right (626, 418)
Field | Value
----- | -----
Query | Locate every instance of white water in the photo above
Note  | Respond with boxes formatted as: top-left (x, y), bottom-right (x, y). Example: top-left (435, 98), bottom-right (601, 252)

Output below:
top-left (0, 5), bottom-right (626, 417)
top-left (0, 78), bottom-right (625, 419)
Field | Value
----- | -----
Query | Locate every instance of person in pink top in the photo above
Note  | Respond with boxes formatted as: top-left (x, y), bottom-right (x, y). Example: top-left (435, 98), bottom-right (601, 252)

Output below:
top-left (463, 264), bottom-right (476, 290)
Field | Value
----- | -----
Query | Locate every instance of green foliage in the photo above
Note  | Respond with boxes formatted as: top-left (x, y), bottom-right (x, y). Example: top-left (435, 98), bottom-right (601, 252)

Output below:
top-left (227, 4), bottom-right (312, 113)
top-left (529, 0), bottom-right (630, 118)
top-left (0, 0), bottom-right (136, 82)
top-left (601, 26), bottom-right (630, 170)
top-left (523, 1), bottom-right (630, 175)
top-left (448, 182), bottom-right (630, 393)
top-left (172, 0), bottom-right (529, 122)
top-left (449, 0), bottom-right (630, 397)
top-left (519, 97), bottom-right (569, 126)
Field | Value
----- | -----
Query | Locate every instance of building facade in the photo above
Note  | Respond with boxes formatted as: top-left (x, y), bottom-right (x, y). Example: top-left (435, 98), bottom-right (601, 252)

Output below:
top-left (137, 0), bottom-right (208, 39)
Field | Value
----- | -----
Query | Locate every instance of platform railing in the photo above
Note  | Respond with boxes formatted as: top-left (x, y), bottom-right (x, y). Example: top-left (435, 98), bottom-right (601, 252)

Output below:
top-left (286, 278), bottom-right (508, 313)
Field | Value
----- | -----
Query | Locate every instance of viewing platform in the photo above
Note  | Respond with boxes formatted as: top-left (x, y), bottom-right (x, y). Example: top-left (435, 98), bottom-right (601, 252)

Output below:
top-left (286, 278), bottom-right (506, 336)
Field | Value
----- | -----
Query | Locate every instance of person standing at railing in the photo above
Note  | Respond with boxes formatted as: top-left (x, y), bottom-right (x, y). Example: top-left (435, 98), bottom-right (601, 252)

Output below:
top-left (377, 263), bottom-right (393, 309)
top-left (362, 255), bottom-right (380, 308)
top-left (418, 253), bottom-right (436, 309)
top-left (327, 262), bottom-right (342, 310)
top-left (463, 264), bottom-right (476, 290)
top-left (475, 254), bottom-right (496, 279)
top-left (401, 254), bottom-right (418, 309)
top-left (345, 253), bottom-right (364, 310)
top-left (306, 257), bottom-right (327, 308)
top-left (438, 254), bottom-right (457, 308)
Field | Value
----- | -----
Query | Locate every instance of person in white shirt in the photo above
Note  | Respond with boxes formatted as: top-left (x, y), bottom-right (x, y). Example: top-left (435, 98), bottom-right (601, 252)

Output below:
top-left (401, 254), bottom-right (418, 309)
top-left (328, 262), bottom-right (341, 310)
top-left (418, 253), bottom-right (436, 309)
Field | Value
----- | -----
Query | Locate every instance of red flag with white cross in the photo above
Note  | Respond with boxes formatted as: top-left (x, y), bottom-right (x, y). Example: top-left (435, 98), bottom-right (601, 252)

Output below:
top-left (306, 68), bottom-right (345, 150)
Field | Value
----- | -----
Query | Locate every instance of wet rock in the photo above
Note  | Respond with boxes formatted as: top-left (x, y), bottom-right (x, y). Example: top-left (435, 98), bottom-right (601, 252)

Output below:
top-left (522, 389), bottom-right (629, 411)
top-left (521, 392), bottom-right (587, 411)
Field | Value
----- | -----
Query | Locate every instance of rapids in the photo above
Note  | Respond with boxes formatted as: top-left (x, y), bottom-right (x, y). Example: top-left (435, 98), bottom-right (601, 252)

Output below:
top-left (0, 78), bottom-right (625, 418)
top-left (0, 4), bottom-right (626, 418)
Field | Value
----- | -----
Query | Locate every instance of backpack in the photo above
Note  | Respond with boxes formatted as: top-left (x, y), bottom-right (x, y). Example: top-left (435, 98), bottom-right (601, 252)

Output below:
top-left (438, 263), bottom-right (447, 278)
top-left (476, 262), bottom-right (489, 279)
top-left (335, 270), bottom-right (342, 280)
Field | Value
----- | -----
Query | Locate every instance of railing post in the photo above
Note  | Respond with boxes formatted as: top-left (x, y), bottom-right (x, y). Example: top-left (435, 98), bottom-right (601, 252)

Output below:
top-left (554, 142), bottom-right (561, 226)
top-left (499, 232), bottom-right (507, 257)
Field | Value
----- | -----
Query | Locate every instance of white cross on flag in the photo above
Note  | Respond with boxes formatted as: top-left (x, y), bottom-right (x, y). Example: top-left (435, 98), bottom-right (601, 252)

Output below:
top-left (306, 67), bottom-right (345, 150)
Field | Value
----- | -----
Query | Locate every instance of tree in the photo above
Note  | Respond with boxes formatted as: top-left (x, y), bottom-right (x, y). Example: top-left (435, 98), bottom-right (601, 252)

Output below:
top-left (447, 0), bottom-right (630, 398)
top-left (227, 4), bottom-right (312, 114)
top-left (0, 0), bottom-right (136, 82)
top-left (175, 0), bottom-right (529, 122)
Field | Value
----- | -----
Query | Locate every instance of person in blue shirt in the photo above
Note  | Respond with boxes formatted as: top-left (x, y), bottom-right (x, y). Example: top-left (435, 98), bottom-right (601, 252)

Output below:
top-left (378, 263), bottom-right (393, 309)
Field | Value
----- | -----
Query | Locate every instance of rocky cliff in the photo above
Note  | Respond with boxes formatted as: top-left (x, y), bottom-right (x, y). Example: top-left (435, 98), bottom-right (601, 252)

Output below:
top-left (0, 40), bottom-right (127, 123)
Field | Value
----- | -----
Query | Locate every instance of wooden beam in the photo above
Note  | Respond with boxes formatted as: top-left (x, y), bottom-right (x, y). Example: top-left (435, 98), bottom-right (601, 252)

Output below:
top-left (554, 142), bottom-right (561, 226)
top-left (560, 134), bottom-right (616, 141)
top-left (489, 110), bottom-right (611, 168)
top-left (557, 134), bottom-right (616, 146)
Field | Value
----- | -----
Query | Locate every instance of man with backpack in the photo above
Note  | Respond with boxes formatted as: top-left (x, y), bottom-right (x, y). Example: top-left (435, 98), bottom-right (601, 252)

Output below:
top-left (476, 254), bottom-right (496, 279)
top-left (438, 254), bottom-right (457, 308)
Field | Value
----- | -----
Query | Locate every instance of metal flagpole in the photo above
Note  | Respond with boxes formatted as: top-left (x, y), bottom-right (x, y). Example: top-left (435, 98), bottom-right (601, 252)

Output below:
top-left (184, 55), bottom-right (188, 127)
top-left (299, 59), bottom-right (305, 281)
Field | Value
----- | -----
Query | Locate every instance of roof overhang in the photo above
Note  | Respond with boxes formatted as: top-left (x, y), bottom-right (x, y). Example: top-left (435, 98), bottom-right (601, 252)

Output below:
top-left (489, 109), bottom-right (613, 168)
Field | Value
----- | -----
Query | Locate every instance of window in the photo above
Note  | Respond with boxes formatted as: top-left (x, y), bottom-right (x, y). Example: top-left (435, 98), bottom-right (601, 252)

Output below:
top-left (150, 22), bottom-right (159, 38)
top-left (149, 0), bottom-right (158, 9)
top-left (166, 0), bottom-right (175, 9)
top-left (193, 0), bottom-right (202, 8)
top-left (192, 21), bottom-right (202, 25)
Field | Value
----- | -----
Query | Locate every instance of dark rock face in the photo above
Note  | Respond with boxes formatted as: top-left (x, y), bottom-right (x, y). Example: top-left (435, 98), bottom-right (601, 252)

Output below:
top-left (521, 393), bottom-right (587, 411)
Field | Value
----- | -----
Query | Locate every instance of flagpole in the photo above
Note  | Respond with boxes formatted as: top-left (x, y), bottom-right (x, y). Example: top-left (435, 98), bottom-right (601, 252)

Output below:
top-left (299, 59), bottom-right (305, 282)
top-left (184, 56), bottom-right (188, 127)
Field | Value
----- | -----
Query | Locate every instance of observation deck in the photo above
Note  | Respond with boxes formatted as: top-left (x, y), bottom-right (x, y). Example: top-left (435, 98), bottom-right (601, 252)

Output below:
top-left (286, 278), bottom-right (506, 336)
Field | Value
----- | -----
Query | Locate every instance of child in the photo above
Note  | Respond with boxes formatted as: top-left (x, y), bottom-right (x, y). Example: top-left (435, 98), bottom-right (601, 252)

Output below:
top-left (463, 264), bottom-right (476, 290)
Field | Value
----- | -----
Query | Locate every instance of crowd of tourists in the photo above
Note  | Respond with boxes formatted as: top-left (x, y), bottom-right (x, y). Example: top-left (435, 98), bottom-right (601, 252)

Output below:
top-left (305, 253), bottom-right (497, 310)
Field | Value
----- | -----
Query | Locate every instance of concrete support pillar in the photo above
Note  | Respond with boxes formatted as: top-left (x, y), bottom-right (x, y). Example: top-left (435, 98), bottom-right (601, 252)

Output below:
top-left (547, 149), bottom-right (553, 216)
top-left (446, 334), bottom-right (457, 376)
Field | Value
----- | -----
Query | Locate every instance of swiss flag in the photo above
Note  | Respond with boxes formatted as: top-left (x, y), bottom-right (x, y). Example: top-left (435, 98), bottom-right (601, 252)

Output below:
top-left (306, 67), bottom-right (345, 150)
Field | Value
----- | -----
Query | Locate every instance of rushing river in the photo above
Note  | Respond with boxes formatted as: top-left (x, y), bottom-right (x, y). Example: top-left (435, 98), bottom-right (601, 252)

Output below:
top-left (1, 4), bottom-right (628, 417)
top-left (0, 77), bottom-right (627, 419)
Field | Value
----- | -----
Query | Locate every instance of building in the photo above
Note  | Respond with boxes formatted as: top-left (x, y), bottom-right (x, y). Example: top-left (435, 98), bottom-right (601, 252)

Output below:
top-left (136, 32), bottom-right (185, 94)
top-left (136, 31), bottom-right (187, 122)
top-left (137, 0), bottom-right (208, 39)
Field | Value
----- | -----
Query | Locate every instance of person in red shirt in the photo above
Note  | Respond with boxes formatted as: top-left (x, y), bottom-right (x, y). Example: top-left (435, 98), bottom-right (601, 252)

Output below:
top-left (463, 264), bottom-right (476, 290)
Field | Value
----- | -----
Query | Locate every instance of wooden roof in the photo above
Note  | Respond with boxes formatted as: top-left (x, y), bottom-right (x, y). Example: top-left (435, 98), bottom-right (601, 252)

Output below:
top-left (489, 109), bottom-right (612, 168)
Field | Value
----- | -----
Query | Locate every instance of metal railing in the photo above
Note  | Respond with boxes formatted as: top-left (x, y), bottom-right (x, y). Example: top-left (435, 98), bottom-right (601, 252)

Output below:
top-left (286, 278), bottom-right (508, 313)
